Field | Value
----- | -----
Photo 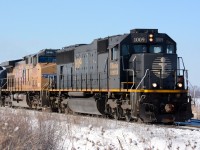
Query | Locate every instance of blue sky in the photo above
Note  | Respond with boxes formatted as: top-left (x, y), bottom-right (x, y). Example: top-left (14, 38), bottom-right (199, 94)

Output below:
top-left (0, 0), bottom-right (199, 86)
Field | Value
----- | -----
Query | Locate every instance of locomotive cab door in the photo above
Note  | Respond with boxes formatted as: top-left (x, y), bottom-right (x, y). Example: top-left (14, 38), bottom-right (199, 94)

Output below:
top-left (108, 45), bottom-right (120, 89)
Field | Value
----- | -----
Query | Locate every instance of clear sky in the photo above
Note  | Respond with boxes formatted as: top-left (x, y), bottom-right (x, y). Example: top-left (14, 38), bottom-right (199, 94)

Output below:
top-left (0, 0), bottom-right (199, 86)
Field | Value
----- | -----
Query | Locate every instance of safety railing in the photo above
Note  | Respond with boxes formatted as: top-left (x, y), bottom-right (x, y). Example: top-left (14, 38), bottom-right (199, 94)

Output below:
top-left (57, 72), bottom-right (108, 91)
top-left (1, 69), bottom-right (188, 92)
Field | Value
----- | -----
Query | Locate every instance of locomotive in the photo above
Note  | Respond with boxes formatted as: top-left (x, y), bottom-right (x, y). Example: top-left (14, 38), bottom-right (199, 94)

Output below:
top-left (0, 29), bottom-right (193, 123)
top-left (0, 49), bottom-right (58, 108)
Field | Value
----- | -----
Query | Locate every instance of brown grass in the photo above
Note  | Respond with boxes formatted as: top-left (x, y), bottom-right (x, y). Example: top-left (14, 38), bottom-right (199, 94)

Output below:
top-left (0, 108), bottom-right (67, 150)
top-left (0, 108), bottom-right (128, 150)
top-left (192, 104), bottom-right (200, 119)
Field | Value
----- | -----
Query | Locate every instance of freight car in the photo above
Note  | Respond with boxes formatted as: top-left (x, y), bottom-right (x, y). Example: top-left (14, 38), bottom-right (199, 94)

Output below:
top-left (0, 29), bottom-right (193, 123)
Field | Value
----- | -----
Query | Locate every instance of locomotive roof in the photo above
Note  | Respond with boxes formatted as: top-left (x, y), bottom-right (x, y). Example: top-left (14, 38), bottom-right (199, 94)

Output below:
top-left (0, 59), bottom-right (22, 68)
top-left (58, 44), bottom-right (86, 53)
top-left (57, 35), bottom-right (127, 53)
top-left (23, 49), bottom-right (58, 58)
top-left (108, 34), bottom-right (128, 49)
top-left (58, 39), bottom-right (101, 53)
top-left (131, 29), bottom-right (158, 33)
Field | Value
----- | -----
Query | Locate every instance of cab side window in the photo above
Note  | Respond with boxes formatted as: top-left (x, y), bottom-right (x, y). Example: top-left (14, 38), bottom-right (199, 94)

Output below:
top-left (111, 47), bottom-right (118, 60)
top-left (167, 45), bottom-right (175, 54)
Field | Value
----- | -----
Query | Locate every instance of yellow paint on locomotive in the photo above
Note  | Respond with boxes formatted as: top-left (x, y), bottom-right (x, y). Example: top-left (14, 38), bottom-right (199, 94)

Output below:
top-left (7, 61), bottom-right (56, 91)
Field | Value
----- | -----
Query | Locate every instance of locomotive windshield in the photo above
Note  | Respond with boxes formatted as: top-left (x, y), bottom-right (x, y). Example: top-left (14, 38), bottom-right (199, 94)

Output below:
top-left (38, 49), bottom-right (57, 63)
top-left (121, 44), bottom-right (147, 55)
top-left (128, 30), bottom-right (177, 55)
top-left (121, 43), bottom-right (175, 55)
top-left (133, 45), bottom-right (147, 53)
top-left (149, 45), bottom-right (163, 53)
top-left (39, 56), bottom-right (56, 63)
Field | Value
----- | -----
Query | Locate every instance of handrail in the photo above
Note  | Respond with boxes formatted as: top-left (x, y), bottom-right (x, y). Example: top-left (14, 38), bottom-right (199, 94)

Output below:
top-left (175, 68), bottom-right (189, 90)
top-left (40, 80), bottom-right (51, 100)
top-left (42, 81), bottom-right (50, 90)
top-left (131, 69), bottom-right (149, 116)
top-left (121, 56), bottom-right (137, 89)
top-left (135, 69), bottom-right (149, 90)
top-left (178, 57), bottom-right (185, 71)
top-left (0, 79), bottom-right (7, 89)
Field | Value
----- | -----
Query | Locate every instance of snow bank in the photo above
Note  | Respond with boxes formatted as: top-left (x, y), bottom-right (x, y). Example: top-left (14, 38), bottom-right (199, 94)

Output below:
top-left (0, 107), bottom-right (199, 150)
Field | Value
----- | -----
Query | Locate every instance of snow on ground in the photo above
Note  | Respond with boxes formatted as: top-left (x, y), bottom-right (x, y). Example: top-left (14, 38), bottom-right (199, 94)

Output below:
top-left (0, 107), bottom-right (200, 150)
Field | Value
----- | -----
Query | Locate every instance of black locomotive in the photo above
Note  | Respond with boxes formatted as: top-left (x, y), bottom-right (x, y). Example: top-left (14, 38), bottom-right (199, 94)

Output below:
top-left (0, 29), bottom-right (193, 123)
top-left (51, 29), bottom-right (193, 122)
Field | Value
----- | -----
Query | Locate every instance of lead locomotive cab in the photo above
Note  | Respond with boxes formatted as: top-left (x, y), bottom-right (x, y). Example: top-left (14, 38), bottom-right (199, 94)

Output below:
top-left (128, 29), bottom-right (178, 90)
top-left (119, 29), bottom-right (192, 122)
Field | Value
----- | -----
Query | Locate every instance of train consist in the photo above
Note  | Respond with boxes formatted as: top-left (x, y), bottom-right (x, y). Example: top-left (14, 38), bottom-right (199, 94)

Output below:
top-left (0, 29), bottom-right (193, 123)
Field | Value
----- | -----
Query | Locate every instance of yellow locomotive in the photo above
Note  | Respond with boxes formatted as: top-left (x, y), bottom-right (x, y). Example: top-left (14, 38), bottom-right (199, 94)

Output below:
top-left (0, 49), bottom-right (57, 108)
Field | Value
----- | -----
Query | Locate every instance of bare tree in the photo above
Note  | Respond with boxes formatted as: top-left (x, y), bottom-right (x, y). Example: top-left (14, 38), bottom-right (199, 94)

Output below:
top-left (189, 86), bottom-right (200, 97)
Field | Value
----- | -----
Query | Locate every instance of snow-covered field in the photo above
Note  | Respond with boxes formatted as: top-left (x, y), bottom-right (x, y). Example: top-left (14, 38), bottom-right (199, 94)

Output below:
top-left (0, 107), bottom-right (199, 150)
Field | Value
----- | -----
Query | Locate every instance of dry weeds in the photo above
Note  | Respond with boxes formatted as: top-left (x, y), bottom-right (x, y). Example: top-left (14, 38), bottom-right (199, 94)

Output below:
top-left (0, 108), bottom-right (67, 150)
top-left (192, 104), bottom-right (200, 119)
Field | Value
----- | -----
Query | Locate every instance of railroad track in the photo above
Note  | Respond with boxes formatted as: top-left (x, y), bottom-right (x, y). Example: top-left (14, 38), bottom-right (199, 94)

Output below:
top-left (176, 119), bottom-right (200, 127)
top-left (174, 119), bottom-right (200, 130)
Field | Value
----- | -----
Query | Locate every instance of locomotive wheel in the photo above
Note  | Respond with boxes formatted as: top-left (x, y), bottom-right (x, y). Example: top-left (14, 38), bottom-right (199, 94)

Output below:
top-left (64, 107), bottom-right (69, 114)
top-left (58, 103), bottom-right (65, 113)
top-left (58, 107), bottom-right (62, 113)
top-left (0, 100), bottom-right (3, 107)
top-left (8, 102), bottom-right (12, 107)
top-left (125, 111), bottom-right (132, 122)
top-left (58, 104), bottom-right (69, 114)
top-left (113, 107), bottom-right (123, 120)
top-left (136, 117), bottom-right (144, 123)
top-left (113, 110), bottom-right (120, 120)
top-left (64, 106), bottom-right (70, 114)
top-left (64, 104), bottom-right (73, 114)
top-left (105, 105), bottom-right (113, 118)
top-left (42, 105), bottom-right (51, 112)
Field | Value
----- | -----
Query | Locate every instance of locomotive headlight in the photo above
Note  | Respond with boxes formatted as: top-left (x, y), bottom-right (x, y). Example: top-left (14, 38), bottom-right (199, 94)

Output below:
top-left (152, 83), bottom-right (158, 88)
top-left (177, 83), bottom-right (183, 88)
top-left (165, 104), bottom-right (175, 113)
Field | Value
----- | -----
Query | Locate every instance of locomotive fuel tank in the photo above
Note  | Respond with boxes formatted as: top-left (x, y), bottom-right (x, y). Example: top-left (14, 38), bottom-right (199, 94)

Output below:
top-left (67, 92), bottom-right (105, 115)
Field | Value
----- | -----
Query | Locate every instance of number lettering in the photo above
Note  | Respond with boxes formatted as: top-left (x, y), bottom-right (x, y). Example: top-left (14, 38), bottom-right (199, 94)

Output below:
top-left (134, 37), bottom-right (146, 43)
